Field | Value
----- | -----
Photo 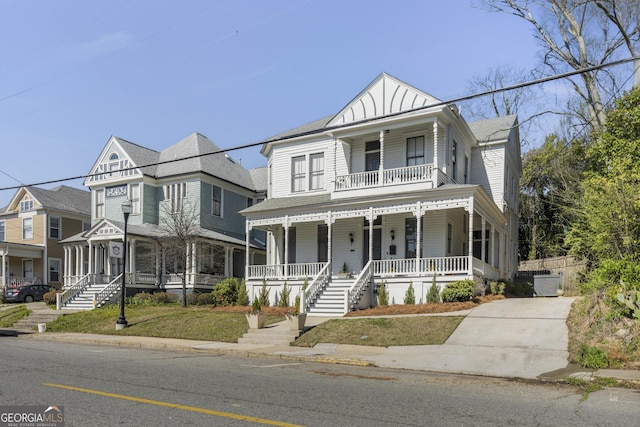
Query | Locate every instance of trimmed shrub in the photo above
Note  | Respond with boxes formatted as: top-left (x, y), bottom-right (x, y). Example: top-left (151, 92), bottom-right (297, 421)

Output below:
top-left (43, 290), bottom-right (59, 306)
top-left (377, 281), bottom-right (388, 306)
top-left (278, 282), bottom-right (291, 307)
top-left (257, 279), bottom-right (270, 307)
top-left (441, 280), bottom-right (475, 302)
top-left (152, 292), bottom-right (179, 304)
top-left (196, 293), bottom-right (215, 305)
top-left (404, 282), bottom-right (415, 304)
top-left (237, 279), bottom-right (249, 306)
top-left (212, 278), bottom-right (239, 306)
top-left (489, 281), bottom-right (505, 295)
top-left (426, 281), bottom-right (440, 304)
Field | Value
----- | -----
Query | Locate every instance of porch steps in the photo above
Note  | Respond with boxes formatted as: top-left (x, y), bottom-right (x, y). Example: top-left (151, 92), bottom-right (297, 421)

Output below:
top-left (237, 321), bottom-right (301, 346)
top-left (306, 279), bottom-right (352, 316)
top-left (62, 283), bottom-right (115, 310)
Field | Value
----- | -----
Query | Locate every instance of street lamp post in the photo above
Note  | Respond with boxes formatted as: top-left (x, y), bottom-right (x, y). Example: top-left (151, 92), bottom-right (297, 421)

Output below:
top-left (116, 199), bottom-right (133, 330)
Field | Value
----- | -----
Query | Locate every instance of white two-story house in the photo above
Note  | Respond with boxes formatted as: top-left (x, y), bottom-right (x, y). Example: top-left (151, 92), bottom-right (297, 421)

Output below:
top-left (59, 132), bottom-right (266, 309)
top-left (241, 73), bottom-right (521, 315)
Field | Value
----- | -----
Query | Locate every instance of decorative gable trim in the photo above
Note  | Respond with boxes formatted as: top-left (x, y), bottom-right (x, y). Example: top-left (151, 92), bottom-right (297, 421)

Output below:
top-left (84, 136), bottom-right (142, 186)
top-left (328, 73), bottom-right (441, 127)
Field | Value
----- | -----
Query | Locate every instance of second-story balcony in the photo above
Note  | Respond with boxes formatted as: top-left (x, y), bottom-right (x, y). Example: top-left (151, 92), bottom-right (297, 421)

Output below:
top-left (335, 163), bottom-right (447, 192)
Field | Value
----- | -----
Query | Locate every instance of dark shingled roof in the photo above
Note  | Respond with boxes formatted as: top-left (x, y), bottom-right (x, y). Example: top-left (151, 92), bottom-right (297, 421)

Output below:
top-left (23, 185), bottom-right (90, 216)
top-left (467, 115), bottom-right (517, 143)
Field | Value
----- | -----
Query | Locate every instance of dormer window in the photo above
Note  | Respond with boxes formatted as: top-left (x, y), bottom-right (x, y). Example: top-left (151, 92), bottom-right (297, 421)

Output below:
top-left (20, 198), bottom-right (34, 212)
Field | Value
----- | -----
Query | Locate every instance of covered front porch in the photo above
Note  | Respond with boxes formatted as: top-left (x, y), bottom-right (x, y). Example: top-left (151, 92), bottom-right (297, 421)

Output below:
top-left (243, 187), bottom-right (509, 314)
top-left (0, 243), bottom-right (45, 288)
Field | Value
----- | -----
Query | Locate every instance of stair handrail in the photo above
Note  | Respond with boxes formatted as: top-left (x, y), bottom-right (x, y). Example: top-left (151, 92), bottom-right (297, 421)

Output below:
top-left (94, 274), bottom-right (124, 308)
top-left (347, 260), bottom-right (373, 312)
top-left (301, 262), bottom-right (331, 314)
top-left (58, 274), bottom-right (93, 309)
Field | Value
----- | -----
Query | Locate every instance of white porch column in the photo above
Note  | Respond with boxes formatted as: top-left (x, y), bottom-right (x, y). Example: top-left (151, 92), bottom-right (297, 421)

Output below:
top-left (63, 246), bottom-right (69, 283)
top-left (368, 207), bottom-right (374, 263)
top-left (191, 241), bottom-right (197, 284)
top-left (155, 241), bottom-right (161, 286)
top-left (481, 217), bottom-right (486, 276)
top-left (284, 215), bottom-right (289, 279)
top-left (129, 239), bottom-right (136, 279)
top-left (75, 245), bottom-right (81, 277)
top-left (467, 200), bottom-right (474, 277)
top-left (245, 222), bottom-right (251, 278)
top-left (88, 242), bottom-right (93, 276)
top-left (79, 244), bottom-right (85, 276)
top-left (433, 122), bottom-right (439, 184)
top-left (379, 130), bottom-right (385, 184)
top-left (326, 211), bottom-right (333, 267)
top-left (1, 250), bottom-right (6, 286)
top-left (415, 201), bottom-right (422, 266)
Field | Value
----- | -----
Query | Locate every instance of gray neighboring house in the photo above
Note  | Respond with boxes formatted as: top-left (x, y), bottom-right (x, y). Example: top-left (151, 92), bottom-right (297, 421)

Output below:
top-left (59, 132), bottom-right (266, 309)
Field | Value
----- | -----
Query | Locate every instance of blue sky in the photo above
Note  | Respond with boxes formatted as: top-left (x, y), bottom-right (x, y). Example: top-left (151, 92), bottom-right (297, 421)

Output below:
top-left (0, 0), bottom-right (540, 207)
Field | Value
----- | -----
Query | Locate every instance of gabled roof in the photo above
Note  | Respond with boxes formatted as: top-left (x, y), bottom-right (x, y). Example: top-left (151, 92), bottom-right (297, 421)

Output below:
top-left (156, 133), bottom-right (259, 190)
top-left (2, 185), bottom-right (90, 216)
top-left (249, 167), bottom-right (268, 193)
top-left (468, 115), bottom-right (518, 143)
top-left (115, 137), bottom-right (160, 176)
top-left (261, 73), bottom-right (444, 151)
top-left (328, 72), bottom-right (442, 126)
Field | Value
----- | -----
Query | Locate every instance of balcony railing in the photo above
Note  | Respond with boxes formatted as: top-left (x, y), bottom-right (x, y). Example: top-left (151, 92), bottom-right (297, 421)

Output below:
top-left (335, 164), bottom-right (434, 191)
top-left (372, 256), bottom-right (469, 276)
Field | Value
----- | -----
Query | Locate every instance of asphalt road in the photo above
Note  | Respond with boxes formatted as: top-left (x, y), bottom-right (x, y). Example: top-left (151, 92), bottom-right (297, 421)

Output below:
top-left (1, 338), bottom-right (639, 426)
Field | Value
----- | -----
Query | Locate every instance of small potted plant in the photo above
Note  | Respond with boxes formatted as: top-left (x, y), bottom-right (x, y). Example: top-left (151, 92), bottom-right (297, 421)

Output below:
top-left (338, 262), bottom-right (351, 279)
top-left (246, 298), bottom-right (267, 329)
top-left (285, 294), bottom-right (307, 331)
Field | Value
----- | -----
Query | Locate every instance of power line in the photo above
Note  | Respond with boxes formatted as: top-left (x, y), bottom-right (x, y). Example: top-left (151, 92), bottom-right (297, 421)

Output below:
top-left (1, 55), bottom-right (638, 193)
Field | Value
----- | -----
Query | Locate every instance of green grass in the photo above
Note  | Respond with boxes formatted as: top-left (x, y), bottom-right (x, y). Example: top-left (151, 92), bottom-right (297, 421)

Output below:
top-left (45, 304), bottom-right (465, 346)
top-left (292, 316), bottom-right (465, 347)
top-left (47, 305), bottom-right (282, 342)
top-left (0, 305), bottom-right (30, 327)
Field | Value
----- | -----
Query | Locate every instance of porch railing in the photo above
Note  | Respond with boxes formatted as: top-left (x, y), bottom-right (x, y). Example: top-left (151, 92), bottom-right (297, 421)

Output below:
top-left (94, 274), bottom-right (124, 308)
top-left (247, 262), bottom-right (328, 280)
top-left (301, 262), bottom-right (331, 314)
top-left (4, 276), bottom-right (41, 288)
top-left (335, 163), bottom-right (434, 191)
top-left (57, 273), bottom-right (92, 309)
top-left (372, 256), bottom-right (468, 276)
top-left (347, 260), bottom-right (373, 312)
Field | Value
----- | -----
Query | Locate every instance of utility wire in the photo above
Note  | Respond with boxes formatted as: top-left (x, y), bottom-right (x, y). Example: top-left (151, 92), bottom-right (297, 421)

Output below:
top-left (1, 55), bottom-right (638, 193)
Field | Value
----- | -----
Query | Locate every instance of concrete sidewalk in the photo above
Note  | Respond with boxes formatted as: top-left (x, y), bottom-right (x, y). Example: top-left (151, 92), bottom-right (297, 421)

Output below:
top-left (5, 299), bottom-right (640, 383)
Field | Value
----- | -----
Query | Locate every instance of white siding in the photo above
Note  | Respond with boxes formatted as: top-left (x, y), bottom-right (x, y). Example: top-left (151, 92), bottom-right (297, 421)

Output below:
top-left (423, 211), bottom-right (445, 257)
top-left (471, 144), bottom-right (505, 207)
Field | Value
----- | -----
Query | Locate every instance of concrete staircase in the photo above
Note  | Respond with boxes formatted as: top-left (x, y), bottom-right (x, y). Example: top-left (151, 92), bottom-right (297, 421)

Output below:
top-left (305, 278), bottom-right (352, 316)
top-left (6, 302), bottom-right (73, 332)
top-left (238, 320), bottom-right (301, 346)
top-left (62, 283), bottom-right (114, 310)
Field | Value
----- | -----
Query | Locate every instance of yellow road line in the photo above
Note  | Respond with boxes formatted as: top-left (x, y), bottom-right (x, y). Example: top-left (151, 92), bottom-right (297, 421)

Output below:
top-left (44, 383), bottom-right (304, 427)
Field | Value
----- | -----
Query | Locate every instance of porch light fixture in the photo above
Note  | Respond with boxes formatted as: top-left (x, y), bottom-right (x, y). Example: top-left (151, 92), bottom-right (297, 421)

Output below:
top-left (349, 233), bottom-right (354, 244)
top-left (116, 199), bottom-right (133, 330)
top-left (390, 229), bottom-right (395, 241)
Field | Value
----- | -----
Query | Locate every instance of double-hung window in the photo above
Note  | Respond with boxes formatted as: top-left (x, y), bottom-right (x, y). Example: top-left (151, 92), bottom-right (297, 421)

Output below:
top-left (23, 217), bottom-right (33, 240)
top-left (212, 185), bottom-right (222, 217)
top-left (20, 198), bottom-right (34, 212)
top-left (291, 156), bottom-right (306, 192)
top-left (164, 183), bottom-right (187, 212)
top-left (406, 136), bottom-right (425, 166)
top-left (49, 217), bottom-right (61, 239)
top-left (130, 183), bottom-right (140, 214)
top-left (95, 189), bottom-right (105, 218)
top-left (49, 258), bottom-right (61, 282)
top-left (452, 140), bottom-right (458, 181)
top-left (309, 153), bottom-right (324, 190)
top-left (0, 221), bottom-right (4, 241)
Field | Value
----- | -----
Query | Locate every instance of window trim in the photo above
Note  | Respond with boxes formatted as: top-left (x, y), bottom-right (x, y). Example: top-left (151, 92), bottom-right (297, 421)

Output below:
top-left (0, 220), bottom-right (4, 241)
top-left (406, 135), bottom-right (425, 166)
top-left (309, 152), bottom-right (325, 191)
top-left (129, 183), bottom-right (141, 215)
top-left (49, 216), bottom-right (61, 240)
top-left (49, 258), bottom-right (62, 283)
top-left (95, 189), bottom-right (105, 219)
top-left (212, 185), bottom-right (223, 217)
top-left (291, 155), bottom-right (306, 193)
top-left (23, 217), bottom-right (33, 240)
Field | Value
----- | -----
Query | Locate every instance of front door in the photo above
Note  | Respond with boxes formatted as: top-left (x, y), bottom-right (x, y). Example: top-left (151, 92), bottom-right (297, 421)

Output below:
top-left (23, 259), bottom-right (33, 279)
top-left (363, 228), bottom-right (382, 267)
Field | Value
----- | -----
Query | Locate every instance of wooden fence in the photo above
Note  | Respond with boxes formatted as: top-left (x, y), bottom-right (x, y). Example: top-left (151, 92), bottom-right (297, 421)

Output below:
top-left (517, 256), bottom-right (587, 296)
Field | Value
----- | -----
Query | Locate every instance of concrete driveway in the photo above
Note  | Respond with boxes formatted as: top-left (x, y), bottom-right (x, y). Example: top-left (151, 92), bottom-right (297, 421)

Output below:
top-left (367, 297), bottom-right (576, 379)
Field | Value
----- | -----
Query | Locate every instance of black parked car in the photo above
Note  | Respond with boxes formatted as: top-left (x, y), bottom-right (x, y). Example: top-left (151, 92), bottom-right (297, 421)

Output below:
top-left (5, 284), bottom-right (50, 303)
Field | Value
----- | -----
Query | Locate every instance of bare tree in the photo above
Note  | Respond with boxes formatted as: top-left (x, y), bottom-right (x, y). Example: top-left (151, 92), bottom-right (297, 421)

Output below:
top-left (158, 199), bottom-right (201, 308)
top-left (462, 64), bottom-right (544, 148)
top-left (484, 0), bottom-right (640, 133)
